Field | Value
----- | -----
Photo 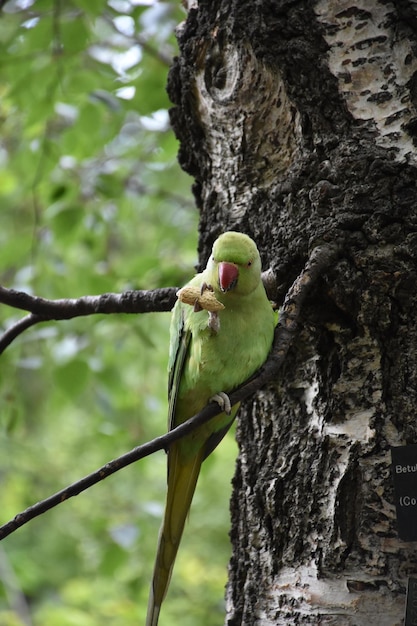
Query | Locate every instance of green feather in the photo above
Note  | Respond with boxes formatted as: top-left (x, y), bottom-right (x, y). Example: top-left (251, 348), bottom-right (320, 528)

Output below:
top-left (146, 232), bottom-right (276, 625)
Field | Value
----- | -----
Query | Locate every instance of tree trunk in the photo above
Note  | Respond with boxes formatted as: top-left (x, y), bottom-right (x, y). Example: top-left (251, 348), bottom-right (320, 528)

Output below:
top-left (168, 1), bottom-right (417, 624)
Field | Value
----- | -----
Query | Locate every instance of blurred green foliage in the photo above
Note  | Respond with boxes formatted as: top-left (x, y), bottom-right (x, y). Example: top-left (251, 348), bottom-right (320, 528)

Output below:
top-left (0, 1), bottom-right (236, 625)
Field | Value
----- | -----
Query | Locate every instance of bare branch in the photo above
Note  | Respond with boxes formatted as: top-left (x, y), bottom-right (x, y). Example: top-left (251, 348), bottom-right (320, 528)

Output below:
top-left (261, 242), bottom-right (339, 380)
top-left (0, 287), bottom-right (178, 354)
top-left (0, 244), bottom-right (341, 540)
top-left (0, 286), bottom-right (178, 316)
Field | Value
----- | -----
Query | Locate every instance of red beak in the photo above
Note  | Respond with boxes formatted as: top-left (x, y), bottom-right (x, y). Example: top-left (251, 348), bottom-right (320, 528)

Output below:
top-left (218, 262), bottom-right (238, 292)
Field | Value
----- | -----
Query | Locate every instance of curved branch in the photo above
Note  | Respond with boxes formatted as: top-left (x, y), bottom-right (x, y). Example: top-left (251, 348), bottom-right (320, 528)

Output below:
top-left (0, 314), bottom-right (47, 354)
top-left (0, 243), bottom-right (340, 540)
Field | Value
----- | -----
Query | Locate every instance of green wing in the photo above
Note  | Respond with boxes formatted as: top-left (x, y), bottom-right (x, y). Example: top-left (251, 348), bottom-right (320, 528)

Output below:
top-left (167, 301), bottom-right (191, 430)
top-left (167, 293), bottom-right (239, 458)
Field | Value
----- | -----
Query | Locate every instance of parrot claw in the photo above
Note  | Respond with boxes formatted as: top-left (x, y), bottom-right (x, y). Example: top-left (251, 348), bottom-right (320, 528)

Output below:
top-left (200, 282), bottom-right (214, 295)
top-left (210, 392), bottom-right (232, 415)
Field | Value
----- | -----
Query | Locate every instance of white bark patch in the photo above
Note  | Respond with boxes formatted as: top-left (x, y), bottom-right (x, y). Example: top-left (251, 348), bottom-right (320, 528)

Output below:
top-left (303, 356), bottom-right (320, 421)
top-left (328, 328), bottom-right (380, 438)
top-left (324, 409), bottom-right (375, 443)
top-left (264, 563), bottom-right (404, 625)
top-left (194, 42), bottom-right (301, 216)
top-left (303, 348), bottom-right (377, 444)
top-left (315, 0), bottom-right (417, 163)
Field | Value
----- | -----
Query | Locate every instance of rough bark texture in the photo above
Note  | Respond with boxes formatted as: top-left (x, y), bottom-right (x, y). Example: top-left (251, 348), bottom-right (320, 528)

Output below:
top-left (168, 1), bottom-right (417, 624)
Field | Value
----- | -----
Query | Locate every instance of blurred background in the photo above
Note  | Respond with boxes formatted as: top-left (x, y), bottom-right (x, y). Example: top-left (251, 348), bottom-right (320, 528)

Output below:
top-left (0, 2), bottom-right (236, 624)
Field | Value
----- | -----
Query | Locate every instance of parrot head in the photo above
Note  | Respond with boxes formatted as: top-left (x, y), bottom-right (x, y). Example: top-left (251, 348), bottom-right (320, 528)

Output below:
top-left (207, 231), bottom-right (262, 296)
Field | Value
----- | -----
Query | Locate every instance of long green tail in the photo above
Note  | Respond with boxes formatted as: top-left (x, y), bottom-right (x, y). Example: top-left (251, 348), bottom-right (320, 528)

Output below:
top-left (145, 450), bottom-right (202, 626)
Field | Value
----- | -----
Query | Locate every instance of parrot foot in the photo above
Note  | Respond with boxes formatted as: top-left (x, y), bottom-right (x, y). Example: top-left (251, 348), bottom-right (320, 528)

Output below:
top-left (210, 392), bottom-right (232, 415)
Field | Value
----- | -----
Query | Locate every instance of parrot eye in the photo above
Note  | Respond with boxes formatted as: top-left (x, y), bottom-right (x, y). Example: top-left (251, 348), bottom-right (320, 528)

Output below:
top-left (246, 260), bottom-right (252, 267)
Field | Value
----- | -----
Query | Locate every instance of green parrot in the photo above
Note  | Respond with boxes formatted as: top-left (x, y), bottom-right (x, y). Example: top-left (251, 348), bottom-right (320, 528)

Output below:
top-left (145, 231), bottom-right (276, 626)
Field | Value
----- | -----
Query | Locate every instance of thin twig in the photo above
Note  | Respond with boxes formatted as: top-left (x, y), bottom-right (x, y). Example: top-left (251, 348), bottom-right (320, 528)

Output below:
top-left (102, 11), bottom-right (174, 67)
top-left (0, 402), bottom-right (225, 541)
top-left (0, 243), bottom-right (340, 540)
top-left (0, 351), bottom-right (268, 541)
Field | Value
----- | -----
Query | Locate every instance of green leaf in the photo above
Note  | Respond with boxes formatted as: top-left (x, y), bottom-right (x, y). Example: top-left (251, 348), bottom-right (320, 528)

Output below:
top-left (54, 359), bottom-right (90, 397)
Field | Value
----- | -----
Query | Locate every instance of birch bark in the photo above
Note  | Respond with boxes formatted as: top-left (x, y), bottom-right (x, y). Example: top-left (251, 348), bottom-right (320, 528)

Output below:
top-left (168, 1), bottom-right (417, 623)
